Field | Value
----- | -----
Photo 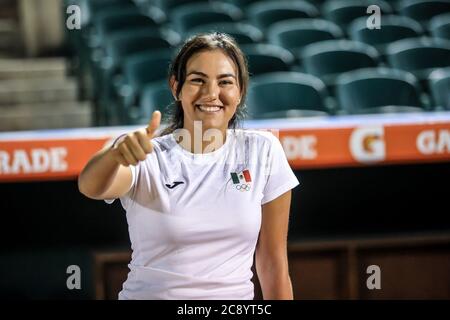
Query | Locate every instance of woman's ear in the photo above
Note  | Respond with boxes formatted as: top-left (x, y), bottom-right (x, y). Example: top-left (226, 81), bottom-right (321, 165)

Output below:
top-left (169, 75), bottom-right (179, 100)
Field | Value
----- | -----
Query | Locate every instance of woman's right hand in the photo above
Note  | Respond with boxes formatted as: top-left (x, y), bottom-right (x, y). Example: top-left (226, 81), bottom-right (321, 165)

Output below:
top-left (110, 110), bottom-right (161, 167)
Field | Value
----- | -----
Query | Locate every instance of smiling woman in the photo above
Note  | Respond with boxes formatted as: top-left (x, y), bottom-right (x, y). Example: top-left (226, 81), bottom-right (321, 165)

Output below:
top-left (78, 33), bottom-right (300, 300)
top-left (161, 32), bottom-right (249, 149)
top-left (170, 49), bottom-right (241, 147)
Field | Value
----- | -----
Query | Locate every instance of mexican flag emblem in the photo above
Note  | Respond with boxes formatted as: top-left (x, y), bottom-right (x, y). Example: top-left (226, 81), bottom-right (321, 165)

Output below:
top-left (230, 170), bottom-right (252, 191)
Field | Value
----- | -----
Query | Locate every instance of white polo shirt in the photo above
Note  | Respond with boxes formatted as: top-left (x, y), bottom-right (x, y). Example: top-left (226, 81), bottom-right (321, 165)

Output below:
top-left (107, 129), bottom-right (300, 300)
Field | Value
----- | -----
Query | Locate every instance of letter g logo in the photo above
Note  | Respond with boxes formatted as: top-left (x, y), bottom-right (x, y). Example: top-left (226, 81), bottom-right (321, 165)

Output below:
top-left (349, 126), bottom-right (386, 163)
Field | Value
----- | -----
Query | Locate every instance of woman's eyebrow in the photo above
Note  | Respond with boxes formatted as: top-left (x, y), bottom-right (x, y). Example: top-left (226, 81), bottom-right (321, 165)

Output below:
top-left (218, 73), bottom-right (236, 79)
top-left (187, 71), bottom-right (236, 79)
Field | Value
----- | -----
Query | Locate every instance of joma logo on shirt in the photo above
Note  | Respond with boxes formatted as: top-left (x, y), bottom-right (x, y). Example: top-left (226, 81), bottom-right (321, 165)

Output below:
top-left (165, 181), bottom-right (184, 189)
top-left (230, 169), bottom-right (252, 192)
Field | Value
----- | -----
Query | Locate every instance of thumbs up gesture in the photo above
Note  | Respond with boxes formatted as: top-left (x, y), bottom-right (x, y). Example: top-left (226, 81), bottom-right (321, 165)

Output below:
top-left (111, 111), bottom-right (161, 167)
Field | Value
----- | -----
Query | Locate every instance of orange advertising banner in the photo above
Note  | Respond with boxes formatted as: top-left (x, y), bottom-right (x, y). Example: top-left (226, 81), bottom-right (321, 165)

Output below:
top-left (279, 122), bottom-right (450, 169)
top-left (0, 138), bottom-right (110, 182)
top-left (0, 114), bottom-right (450, 182)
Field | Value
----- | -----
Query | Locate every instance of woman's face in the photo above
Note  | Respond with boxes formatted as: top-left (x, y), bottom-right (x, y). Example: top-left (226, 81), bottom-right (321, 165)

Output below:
top-left (172, 49), bottom-right (241, 134)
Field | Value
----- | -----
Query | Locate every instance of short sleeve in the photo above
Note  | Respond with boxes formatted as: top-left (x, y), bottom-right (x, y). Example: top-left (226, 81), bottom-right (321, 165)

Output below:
top-left (261, 134), bottom-right (300, 205)
top-left (104, 164), bottom-right (138, 209)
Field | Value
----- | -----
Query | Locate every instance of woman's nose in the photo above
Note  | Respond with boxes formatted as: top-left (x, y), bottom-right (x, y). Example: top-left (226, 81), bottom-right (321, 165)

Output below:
top-left (201, 81), bottom-right (220, 100)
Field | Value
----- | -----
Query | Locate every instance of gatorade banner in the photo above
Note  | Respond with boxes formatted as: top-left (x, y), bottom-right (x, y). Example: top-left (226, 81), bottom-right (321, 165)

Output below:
top-left (280, 122), bottom-right (450, 169)
top-left (0, 114), bottom-right (450, 182)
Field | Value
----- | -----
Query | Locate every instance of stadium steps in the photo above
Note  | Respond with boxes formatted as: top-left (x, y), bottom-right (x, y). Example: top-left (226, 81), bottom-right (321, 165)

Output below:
top-left (0, 77), bottom-right (78, 105)
top-left (0, 101), bottom-right (91, 131)
top-left (0, 58), bottom-right (67, 80)
top-left (0, 58), bottom-right (92, 131)
top-left (0, 19), bottom-right (20, 56)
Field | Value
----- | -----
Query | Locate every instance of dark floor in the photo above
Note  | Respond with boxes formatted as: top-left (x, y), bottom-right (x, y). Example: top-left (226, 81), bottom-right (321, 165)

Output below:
top-left (1, 161), bottom-right (449, 298)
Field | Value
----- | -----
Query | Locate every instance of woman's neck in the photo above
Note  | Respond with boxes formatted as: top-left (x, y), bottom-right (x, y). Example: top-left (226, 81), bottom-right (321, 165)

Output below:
top-left (178, 125), bottom-right (227, 154)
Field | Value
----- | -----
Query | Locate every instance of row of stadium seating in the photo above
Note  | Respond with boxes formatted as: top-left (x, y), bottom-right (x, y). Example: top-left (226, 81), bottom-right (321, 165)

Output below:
top-left (64, 0), bottom-right (450, 125)
top-left (70, 0), bottom-right (450, 31)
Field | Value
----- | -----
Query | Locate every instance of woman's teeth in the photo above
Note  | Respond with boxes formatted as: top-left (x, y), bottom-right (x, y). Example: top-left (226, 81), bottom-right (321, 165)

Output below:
top-left (197, 105), bottom-right (222, 112)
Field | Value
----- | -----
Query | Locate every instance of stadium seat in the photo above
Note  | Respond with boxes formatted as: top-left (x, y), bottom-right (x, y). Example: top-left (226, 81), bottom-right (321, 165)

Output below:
top-left (69, 3), bottom-right (143, 99)
top-left (336, 67), bottom-right (425, 114)
top-left (246, 71), bottom-right (331, 118)
top-left (169, 2), bottom-right (243, 34)
top-left (300, 40), bottom-right (380, 87)
top-left (94, 28), bottom-right (180, 125)
top-left (428, 67), bottom-right (450, 110)
top-left (301, 40), bottom-right (379, 86)
top-left (240, 44), bottom-right (296, 76)
top-left (102, 29), bottom-right (180, 64)
top-left (152, 0), bottom-right (212, 11)
top-left (79, 0), bottom-right (136, 28)
top-left (386, 37), bottom-right (450, 81)
top-left (83, 7), bottom-right (167, 112)
top-left (321, 0), bottom-right (393, 31)
top-left (114, 49), bottom-right (174, 124)
top-left (91, 10), bottom-right (163, 47)
top-left (430, 13), bottom-right (450, 43)
top-left (225, 0), bottom-right (267, 7)
top-left (303, 0), bottom-right (328, 9)
top-left (139, 81), bottom-right (174, 123)
top-left (121, 48), bottom-right (174, 97)
top-left (186, 22), bottom-right (264, 44)
top-left (247, 0), bottom-right (319, 30)
top-left (398, 0), bottom-right (450, 27)
top-left (267, 18), bottom-right (344, 57)
top-left (348, 15), bottom-right (423, 56)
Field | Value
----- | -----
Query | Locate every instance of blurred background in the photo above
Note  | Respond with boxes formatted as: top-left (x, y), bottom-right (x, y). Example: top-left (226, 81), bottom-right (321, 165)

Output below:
top-left (0, 0), bottom-right (449, 300)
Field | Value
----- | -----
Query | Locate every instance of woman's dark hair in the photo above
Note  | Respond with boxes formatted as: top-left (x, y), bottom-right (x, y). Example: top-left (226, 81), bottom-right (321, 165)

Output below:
top-left (160, 32), bottom-right (249, 136)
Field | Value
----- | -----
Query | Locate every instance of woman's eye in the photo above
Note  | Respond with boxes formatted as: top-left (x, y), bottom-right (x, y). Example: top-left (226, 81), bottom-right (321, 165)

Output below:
top-left (220, 80), bottom-right (233, 85)
top-left (191, 78), bottom-right (204, 83)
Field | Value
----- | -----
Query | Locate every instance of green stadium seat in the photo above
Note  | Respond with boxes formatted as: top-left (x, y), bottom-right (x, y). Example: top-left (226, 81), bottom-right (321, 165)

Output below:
top-left (152, 0), bottom-right (211, 11)
top-left (80, 7), bottom-right (162, 99)
top-left (398, 0), bottom-right (450, 27)
top-left (169, 2), bottom-right (243, 34)
top-left (303, 0), bottom-right (328, 10)
top-left (103, 29), bottom-right (180, 64)
top-left (322, 0), bottom-right (393, 31)
top-left (139, 81), bottom-right (174, 124)
top-left (86, 5), bottom-right (167, 52)
top-left (128, 2), bottom-right (167, 25)
top-left (348, 15), bottom-right (423, 56)
top-left (247, 0), bottom-right (319, 30)
top-left (65, 1), bottom-right (140, 98)
top-left (336, 67), bottom-right (425, 114)
top-left (94, 28), bottom-right (180, 125)
top-left (300, 40), bottom-right (380, 87)
top-left (240, 44), bottom-right (296, 76)
top-left (430, 13), bottom-right (450, 43)
top-left (246, 71), bottom-right (331, 118)
top-left (267, 18), bottom-right (344, 57)
top-left (429, 67), bottom-right (450, 110)
top-left (78, 0), bottom-right (136, 27)
top-left (92, 11), bottom-right (163, 46)
top-left (386, 37), bottom-right (450, 81)
top-left (186, 22), bottom-right (264, 44)
top-left (225, 0), bottom-right (266, 8)
top-left (117, 49), bottom-right (174, 124)
top-left (84, 7), bottom-right (167, 112)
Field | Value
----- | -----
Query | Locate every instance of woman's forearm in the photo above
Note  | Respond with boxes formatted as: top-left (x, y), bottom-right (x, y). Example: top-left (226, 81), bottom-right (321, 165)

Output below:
top-left (78, 146), bottom-right (121, 198)
top-left (259, 273), bottom-right (293, 300)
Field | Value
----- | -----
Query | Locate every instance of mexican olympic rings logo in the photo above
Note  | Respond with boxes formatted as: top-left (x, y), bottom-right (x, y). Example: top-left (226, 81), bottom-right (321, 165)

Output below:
top-left (235, 183), bottom-right (251, 192)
